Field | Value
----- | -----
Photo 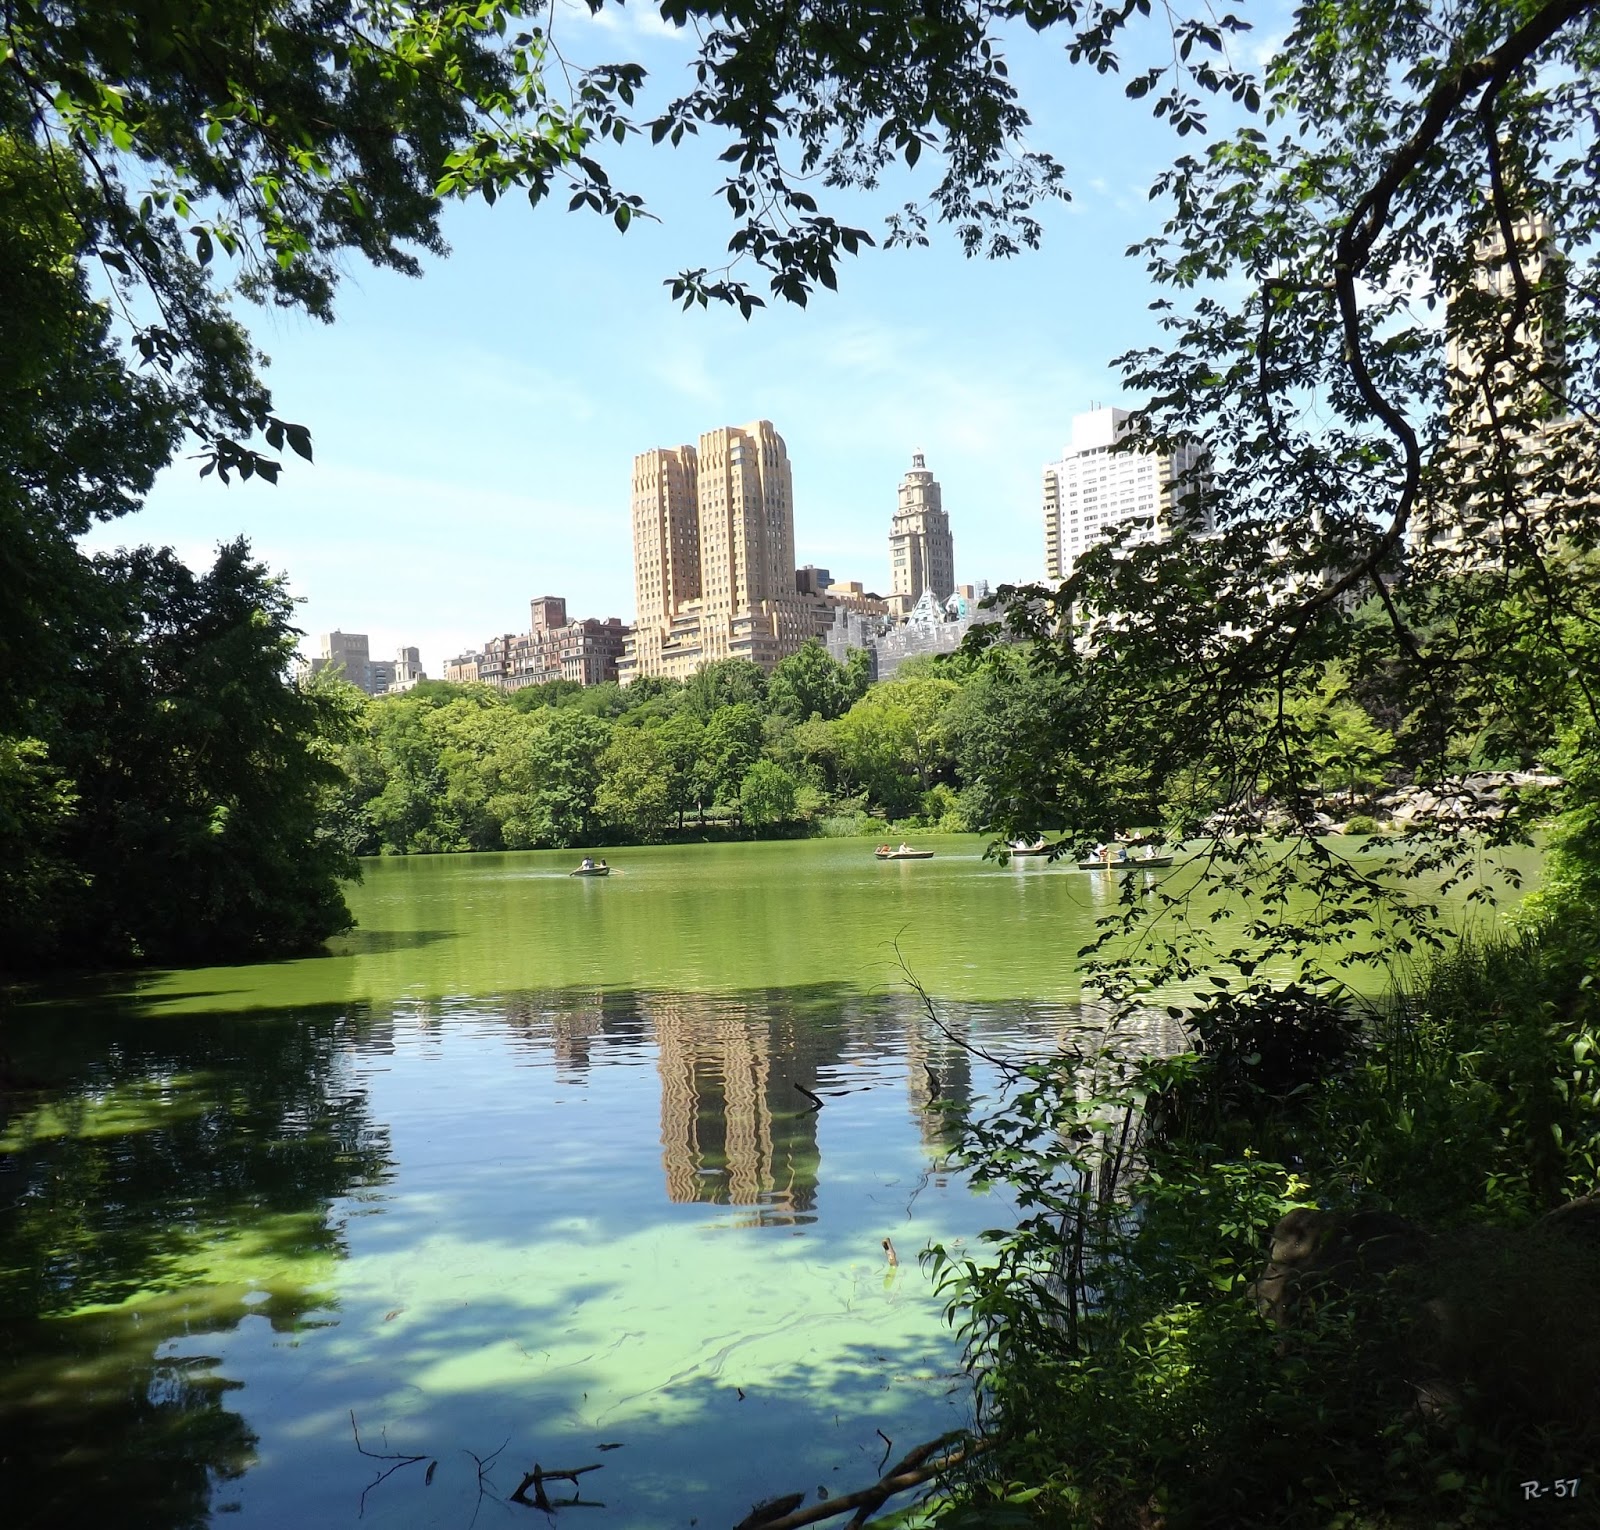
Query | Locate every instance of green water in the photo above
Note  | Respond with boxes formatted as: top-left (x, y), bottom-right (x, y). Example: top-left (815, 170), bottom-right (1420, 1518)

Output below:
top-left (0, 836), bottom-right (1537, 1529)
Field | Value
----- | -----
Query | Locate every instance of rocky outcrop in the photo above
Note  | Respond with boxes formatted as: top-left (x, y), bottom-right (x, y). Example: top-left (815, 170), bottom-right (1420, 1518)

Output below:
top-left (1253, 1200), bottom-right (1600, 1440)
top-left (1377, 769), bottom-right (1562, 828)
top-left (1204, 770), bottom-right (1561, 836)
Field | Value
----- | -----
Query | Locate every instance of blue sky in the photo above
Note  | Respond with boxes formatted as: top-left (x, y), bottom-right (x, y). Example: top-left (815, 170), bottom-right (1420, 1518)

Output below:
top-left (82, 3), bottom-right (1277, 677)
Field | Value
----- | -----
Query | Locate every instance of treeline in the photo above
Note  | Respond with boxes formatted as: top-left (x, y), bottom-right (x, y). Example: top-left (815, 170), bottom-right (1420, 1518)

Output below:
top-left (326, 643), bottom-right (1004, 854)
top-left (325, 630), bottom-right (1420, 858)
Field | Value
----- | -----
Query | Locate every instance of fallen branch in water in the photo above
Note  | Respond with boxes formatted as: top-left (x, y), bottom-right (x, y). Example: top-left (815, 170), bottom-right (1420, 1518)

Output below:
top-left (736, 1431), bottom-right (992, 1530)
top-left (793, 1083), bottom-right (825, 1112)
top-left (510, 1462), bottom-right (604, 1511)
top-left (735, 1493), bottom-right (806, 1528)
top-left (349, 1411), bottom-right (432, 1518)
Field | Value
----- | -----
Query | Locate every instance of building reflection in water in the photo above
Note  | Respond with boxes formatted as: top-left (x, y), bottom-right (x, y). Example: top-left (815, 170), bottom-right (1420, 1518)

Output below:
top-left (903, 1015), bottom-right (974, 1174)
top-left (649, 995), bottom-right (846, 1225)
top-left (454, 987), bottom-right (1122, 1223)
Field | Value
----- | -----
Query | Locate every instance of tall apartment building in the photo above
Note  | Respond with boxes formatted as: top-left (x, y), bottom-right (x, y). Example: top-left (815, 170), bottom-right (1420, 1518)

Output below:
top-left (1445, 212), bottom-right (1566, 441)
top-left (313, 630), bottom-right (371, 690)
top-left (310, 631), bottom-right (428, 695)
top-left (631, 444), bottom-right (702, 678)
top-left (1413, 212), bottom-right (1579, 562)
top-left (623, 420), bottom-right (843, 681)
top-left (888, 451), bottom-right (955, 616)
top-left (444, 595), bottom-right (629, 690)
top-left (1042, 407), bottom-right (1209, 582)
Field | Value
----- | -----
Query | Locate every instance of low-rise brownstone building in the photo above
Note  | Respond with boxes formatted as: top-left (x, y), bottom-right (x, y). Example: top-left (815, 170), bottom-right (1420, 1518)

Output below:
top-left (444, 596), bottom-right (630, 691)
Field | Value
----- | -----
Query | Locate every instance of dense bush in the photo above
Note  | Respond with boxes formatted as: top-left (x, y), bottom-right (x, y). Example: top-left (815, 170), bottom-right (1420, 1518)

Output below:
top-left (929, 912), bottom-right (1600, 1528)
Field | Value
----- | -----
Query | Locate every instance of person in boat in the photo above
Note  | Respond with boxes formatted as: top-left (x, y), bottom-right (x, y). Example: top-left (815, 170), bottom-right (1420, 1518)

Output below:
top-left (1141, 844), bottom-right (1157, 860)
top-left (597, 859), bottom-right (608, 870)
top-left (877, 844), bottom-right (889, 855)
top-left (898, 842), bottom-right (911, 854)
top-left (579, 856), bottom-right (595, 870)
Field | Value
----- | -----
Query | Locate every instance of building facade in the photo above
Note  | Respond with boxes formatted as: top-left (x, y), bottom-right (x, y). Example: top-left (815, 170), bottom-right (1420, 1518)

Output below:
top-left (888, 451), bottom-right (955, 617)
top-left (390, 647), bottom-right (426, 693)
top-left (622, 421), bottom-right (887, 682)
top-left (1412, 212), bottom-right (1581, 564)
top-left (311, 632), bottom-right (427, 696)
top-left (1042, 407), bottom-right (1209, 581)
top-left (444, 596), bottom-right (630, 691)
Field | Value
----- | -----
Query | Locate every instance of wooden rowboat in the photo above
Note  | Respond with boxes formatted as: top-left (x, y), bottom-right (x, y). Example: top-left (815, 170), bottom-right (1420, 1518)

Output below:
top-left (875, 847), bottom-right (935, 860)
top-left (1077, 854), bottom-right (1174, 870)
top-left (570, 864), bottom-right (611, 877)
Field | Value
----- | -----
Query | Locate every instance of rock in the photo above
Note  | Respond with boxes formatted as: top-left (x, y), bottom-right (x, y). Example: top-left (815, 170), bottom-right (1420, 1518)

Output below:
top-left (1252, 1208), bottom-right (1431, 1328)
top-left (1254, 1201), bottom-right (1600, 1440)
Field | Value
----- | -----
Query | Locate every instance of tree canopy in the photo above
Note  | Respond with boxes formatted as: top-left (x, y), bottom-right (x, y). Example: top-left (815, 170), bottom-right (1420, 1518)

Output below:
top-left (8, 0), bottom-right (1600, 970)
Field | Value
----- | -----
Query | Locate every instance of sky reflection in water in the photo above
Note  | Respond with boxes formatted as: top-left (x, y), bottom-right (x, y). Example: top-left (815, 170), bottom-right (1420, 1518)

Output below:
top-left (1, 837), bottom-right (1532, 1527)
top-left (2, 983), bottom-right (1110, 1529)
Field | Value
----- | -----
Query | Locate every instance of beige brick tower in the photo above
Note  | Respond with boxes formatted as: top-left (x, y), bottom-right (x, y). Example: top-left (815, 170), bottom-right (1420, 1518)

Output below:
top-left (889, 451), bottom-right (955, 617)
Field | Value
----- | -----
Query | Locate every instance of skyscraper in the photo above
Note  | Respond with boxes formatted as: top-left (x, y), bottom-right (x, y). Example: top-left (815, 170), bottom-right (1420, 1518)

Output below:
top-left (888, 451), bottom-right (955, 617)
top-left (631, 444), bottom-right (702, 677)
top-left (623, 420), bottom-right (829, 680)
top-left (695, 420), bottom-right (797, 638)
top-left (1445, 212), bottom-right (1566, 442)
top-left (1412, 212), bottom-right (1576, 563)
top-left (1042, 407), bottom-right (1208, 582)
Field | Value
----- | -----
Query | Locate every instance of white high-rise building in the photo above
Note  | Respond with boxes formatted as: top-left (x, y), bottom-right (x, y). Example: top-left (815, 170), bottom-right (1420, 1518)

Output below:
top-left (1042, 407), bottom-right (1208, 581)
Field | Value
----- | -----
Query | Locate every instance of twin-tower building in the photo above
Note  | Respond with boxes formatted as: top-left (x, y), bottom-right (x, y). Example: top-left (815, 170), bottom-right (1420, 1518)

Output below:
top-left (622, 421), bottom-right (956, 683)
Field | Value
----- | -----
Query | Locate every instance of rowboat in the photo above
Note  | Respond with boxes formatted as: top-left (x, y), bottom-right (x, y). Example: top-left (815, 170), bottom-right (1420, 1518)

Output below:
top-left (1007, 839), bottom-right (1051, 857)
top-left (875, 846), bottom-right (935, 860)
top-left (570, 863), bottom-right (611, 877)
top-left (1078, 854), bottom-right (1174, 870)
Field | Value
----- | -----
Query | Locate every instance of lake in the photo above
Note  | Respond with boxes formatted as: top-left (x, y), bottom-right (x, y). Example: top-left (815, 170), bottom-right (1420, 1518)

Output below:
top-left (0, 836), bottom-right (1535, 1529)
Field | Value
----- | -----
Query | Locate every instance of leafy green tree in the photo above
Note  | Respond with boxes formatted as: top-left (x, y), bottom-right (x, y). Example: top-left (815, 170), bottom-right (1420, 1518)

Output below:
top-left (835, 689), bottom-right (918, 814)
top-left (767, 640), bottom-right (854, 722)
top-left (0, 136), bottom-right (182, 728)
top-left (702, 702), bottom-right (765, 808)
top-left (843, 648), bottom-right (874, 707)
top-left (656, 711), bottom-right (710, 829)
top-left (4, 541), bottom-right (357, 970)
top-left (683, 659), bottom-right (768, 720)
top-left (790, 715), bottom-right (844, 796)
top-left (353, 691), bottom-right (448, 851)
top-left (427, 694), bottom-right (518, 850)
top-left (596, 727), bottom-right (673, 842)
top-left (835, 675), bottom-right (961, 814)
top-left (1281, 664), bottom-right (1396, 808)
top-left (516, 709), bottom-right (612, 847)
top-left (739, 760), bottom-right (800, 829)
top-left (507, 678), bottom-right (585, 713)
top-left (0, 737), bottom-right (82, 961)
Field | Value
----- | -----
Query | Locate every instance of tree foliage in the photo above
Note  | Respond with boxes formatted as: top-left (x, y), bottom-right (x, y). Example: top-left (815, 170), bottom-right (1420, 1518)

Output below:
top-left (1, 541), bottom-right (357, 970)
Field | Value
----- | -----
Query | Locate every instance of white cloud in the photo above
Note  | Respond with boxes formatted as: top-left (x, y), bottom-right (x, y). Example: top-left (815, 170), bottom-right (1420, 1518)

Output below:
top-left (648, 340), bottom-right (722, 406)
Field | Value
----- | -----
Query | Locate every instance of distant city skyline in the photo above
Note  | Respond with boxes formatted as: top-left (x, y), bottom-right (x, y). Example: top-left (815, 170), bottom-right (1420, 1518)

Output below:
top-left (74, 4), bottom-right (1264, 680)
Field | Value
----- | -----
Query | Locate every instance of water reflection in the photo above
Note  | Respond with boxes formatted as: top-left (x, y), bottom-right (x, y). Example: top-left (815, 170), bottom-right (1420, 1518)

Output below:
top-left (0, 1004), bottom-right (391, 1529)
top-left (654, 996), bottom-right (826, 1221)
top-left (0, 982), bottom-right (1135, 1528)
